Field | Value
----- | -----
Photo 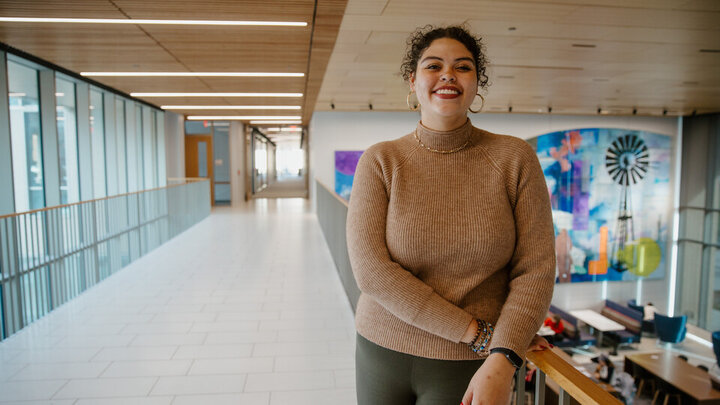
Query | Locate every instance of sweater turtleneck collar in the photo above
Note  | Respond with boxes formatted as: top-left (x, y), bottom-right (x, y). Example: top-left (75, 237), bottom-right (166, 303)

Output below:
top-left (415, 119), bottom-right (473, 152)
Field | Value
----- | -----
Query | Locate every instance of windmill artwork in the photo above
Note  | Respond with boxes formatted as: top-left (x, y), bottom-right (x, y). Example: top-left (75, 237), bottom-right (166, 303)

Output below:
top-left (532, 128), bottom-right (671, 284)
top-left (605, 134), bottom-right (649, 273)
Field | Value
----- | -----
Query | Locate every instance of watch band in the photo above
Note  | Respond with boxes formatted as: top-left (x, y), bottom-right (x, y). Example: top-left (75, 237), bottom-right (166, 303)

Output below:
top-left (489, 347), bottom-right (524, 369)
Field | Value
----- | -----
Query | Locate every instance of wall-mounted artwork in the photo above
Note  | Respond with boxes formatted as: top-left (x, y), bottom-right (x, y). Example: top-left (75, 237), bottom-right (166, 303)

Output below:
top-left (335, 151), bottom-right (364, 201)
top-left (531, 128), bottom-right (671, 283)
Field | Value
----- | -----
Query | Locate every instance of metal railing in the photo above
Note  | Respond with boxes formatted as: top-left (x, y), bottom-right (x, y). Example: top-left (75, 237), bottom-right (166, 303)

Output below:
top-left (0, 178), bottom-right (211, 341)
top-left (315, 179), bottom-right (622, 405)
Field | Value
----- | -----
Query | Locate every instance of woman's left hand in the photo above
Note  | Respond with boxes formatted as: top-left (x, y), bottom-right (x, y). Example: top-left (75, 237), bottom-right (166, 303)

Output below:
top-left (527, 334), bottom-right (552, 352)
top-left (461, 353), bottom-right (516, 405)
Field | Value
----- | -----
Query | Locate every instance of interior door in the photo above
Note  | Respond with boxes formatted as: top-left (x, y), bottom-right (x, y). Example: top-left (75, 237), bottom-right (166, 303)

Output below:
top-left (185, 134), bottom-right (214, 205)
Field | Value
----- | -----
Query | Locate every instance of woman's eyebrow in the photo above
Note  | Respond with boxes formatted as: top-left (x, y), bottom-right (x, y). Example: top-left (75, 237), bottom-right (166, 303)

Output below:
top-left (420, 56), bottom-right (475, 64)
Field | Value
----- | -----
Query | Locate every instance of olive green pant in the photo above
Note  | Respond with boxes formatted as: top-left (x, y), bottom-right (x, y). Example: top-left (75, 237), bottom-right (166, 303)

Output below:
top-left (356, 334), bottom-right (485, 405)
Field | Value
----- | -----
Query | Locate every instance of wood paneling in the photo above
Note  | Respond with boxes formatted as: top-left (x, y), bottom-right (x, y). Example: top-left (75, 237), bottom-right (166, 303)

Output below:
top-left (0, 0), bottom-right (349, 125)
top-left (316, 0), bottom-right (720, 115)
top-left (0, 0), bottom-right (717, 119)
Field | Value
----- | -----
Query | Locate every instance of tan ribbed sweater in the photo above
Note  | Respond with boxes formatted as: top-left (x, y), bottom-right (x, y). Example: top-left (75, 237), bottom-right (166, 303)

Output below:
top-left (346, 119), bottom-right (556, 361)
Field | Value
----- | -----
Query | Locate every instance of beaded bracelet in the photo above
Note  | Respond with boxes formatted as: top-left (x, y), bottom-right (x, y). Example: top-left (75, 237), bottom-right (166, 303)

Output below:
top-left (468, 319), bottom-right (494, 354)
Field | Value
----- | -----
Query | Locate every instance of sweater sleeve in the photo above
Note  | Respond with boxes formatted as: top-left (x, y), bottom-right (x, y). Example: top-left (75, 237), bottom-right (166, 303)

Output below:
top-left (488, 143), bottom-right (556, 357)
top-left (346, 148), bottom-right (474, 343)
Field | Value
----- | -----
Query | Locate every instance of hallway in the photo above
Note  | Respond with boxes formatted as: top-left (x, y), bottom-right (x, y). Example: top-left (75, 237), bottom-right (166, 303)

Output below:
top-left (0, 199), bottom-right (357, 405)
top-left (253, 177), bottom-right (308, 199)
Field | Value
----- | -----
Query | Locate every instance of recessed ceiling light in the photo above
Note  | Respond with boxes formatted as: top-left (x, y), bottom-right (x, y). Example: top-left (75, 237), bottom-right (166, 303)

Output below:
top-left (0, 17), bottom-right (307, 26)
top-left (81, 72), bottom-right (304, 77)
top-left (187, 115), bottom-right (301, 120)
top-left (250, 120), bottom-right (302, 124)
top-left (131, 92), bottom-right (302, 97)
top-left (161, 105), bottom-right (301, 110)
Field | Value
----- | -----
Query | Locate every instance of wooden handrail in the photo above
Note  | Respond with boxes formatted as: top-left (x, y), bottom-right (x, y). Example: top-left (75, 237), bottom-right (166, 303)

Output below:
top-left (315, 179), bottom-right (349, 208)
top-left (0, 178), bottom-right (209, 220)
top-left (526, 349), bottom-right (623, 405)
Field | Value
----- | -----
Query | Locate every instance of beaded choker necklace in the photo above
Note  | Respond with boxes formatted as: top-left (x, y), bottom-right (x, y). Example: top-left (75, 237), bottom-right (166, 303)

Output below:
top-left (413, 129), bottom-right (470, 154)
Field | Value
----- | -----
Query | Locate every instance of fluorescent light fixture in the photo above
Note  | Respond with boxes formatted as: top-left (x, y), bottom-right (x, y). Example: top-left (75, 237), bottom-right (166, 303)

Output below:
top-left (132, 92), bottom-right (302, 97)
top-left (161, 105), bottom-right (301, 110)
top-left (250, 120), bottom-right (302, 124)
top-left (55, 92), bottom-right (64, 97)
top-left (8, 92), bottom-right (26, 97)
top-left (0, 17), bottom-right (307, 26)
top-left (82, 72), bottom-right (304, 77)
top-left (187, 115), bottom-right (301, 120)
top-left (266, 128), bottom-right (302, 132)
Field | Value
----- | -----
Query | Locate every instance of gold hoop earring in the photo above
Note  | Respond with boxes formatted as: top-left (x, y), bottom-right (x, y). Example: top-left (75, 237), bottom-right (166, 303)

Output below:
top-left (468, 93), bottom-right (485, 113)
top-left (407, 91), bottom-right (419, 111)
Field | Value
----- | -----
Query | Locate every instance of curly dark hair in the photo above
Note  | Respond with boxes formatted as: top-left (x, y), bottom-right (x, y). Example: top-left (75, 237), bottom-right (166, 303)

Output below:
top-left (400, 24), bottom-right (489, 91)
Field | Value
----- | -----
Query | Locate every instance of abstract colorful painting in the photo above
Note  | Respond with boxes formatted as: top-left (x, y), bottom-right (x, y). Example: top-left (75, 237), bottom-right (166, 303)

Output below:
top-left (335, 151), bottom-right (364, 201)
top-left (531, 128), bottom-right (671, 283)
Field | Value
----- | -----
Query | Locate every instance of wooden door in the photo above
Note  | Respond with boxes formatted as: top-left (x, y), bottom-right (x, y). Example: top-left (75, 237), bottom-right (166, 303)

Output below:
top-left (185, 135), bottom-right (214, 205)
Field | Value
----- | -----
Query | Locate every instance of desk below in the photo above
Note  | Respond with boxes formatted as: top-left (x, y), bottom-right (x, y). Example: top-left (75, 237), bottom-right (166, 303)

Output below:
top-left (624, 352), bottom-right (720, 404)
top-left (570, 309), bottom-right (626, 332)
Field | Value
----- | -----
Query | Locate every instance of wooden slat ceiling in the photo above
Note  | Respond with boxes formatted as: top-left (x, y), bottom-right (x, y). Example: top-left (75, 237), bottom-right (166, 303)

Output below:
top-left (317, 0), bottom-right (720, 116)
top-left (0, 0), bottom-right (348, 126)
top-left (0, 0), bottom-right (718, 123)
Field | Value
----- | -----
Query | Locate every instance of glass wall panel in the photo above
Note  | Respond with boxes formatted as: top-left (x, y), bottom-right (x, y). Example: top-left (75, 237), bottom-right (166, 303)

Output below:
top-left (7, 60), bottom-right (44, 212)
top-left (115, 98), bottom-right (127, 194)
top-left (89, 89), bottom-right (106, 198)
top-left (711, 246), bottom-right (720, 330)
top-left (156, 111), bottom-right (166, 187)
top-left (55, 77), bottom-right (79, 204)
top-left (142, 107), bottom-right (156, 189)
top-left (135, 104), bottom-right (144, 189)
top-left (125, 104), bottom-right (138, 193)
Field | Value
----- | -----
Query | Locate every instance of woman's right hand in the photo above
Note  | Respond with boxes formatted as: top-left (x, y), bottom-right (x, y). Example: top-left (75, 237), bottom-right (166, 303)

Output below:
top-left (461, 319), bottom-right (479, 344)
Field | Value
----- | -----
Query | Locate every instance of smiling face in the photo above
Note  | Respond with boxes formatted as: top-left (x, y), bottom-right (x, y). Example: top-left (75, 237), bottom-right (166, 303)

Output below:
top-left (410, 37), bottom-right (478, 131)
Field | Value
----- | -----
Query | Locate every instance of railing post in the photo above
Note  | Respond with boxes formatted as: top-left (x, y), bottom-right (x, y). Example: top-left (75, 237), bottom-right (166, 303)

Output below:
top-left (515, 364), bottom-right (526, 405)
top-left (558, 388), bottom-right (571, 405)
top-left (12, 215), bottom-right (24, 333)
top-left (137, 192), bottom-right (143, 256)
top-left (91, 200), bottom-right (100, 284)
top-left (535, 370), bottom-right (545, 405)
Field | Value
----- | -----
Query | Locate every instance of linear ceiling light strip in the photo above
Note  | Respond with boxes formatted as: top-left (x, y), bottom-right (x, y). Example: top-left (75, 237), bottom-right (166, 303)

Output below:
top-left (187, 116), bottom-right (302, 120)
top-left (161, 105), bottom-right (301, 110)
top-left (131, 92), bottom-right (303, 97)
top-left (250, 120), bottom-right (302, 124)
top-left (81, 72), bottom-right (304, 77)
top-left (0, 17), bottom-right (307, 26)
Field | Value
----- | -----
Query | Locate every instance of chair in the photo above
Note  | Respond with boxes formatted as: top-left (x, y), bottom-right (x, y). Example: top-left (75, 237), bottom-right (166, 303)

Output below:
top-left (712, 331), bottom-right (720, 364)
top-left (710, 331), bottom-right (720, 389)
top-left (654, 313), bottom-right (687, 343)
top-left (628, 299), bottom-right (655, 333)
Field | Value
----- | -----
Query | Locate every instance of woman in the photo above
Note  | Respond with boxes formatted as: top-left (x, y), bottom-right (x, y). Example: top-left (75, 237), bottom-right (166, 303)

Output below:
top-left (346, 25), bottom-right (556, 405)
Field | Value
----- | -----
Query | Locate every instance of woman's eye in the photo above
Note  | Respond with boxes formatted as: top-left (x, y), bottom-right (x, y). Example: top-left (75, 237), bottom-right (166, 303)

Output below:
top-left (457, 65), bottom-right (472, 71)
top-left (425, 64), bottom-right (440, 70)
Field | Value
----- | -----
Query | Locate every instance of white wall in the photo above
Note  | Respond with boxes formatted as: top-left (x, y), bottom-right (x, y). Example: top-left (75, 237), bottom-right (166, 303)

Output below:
top-left (309, 110), bottom-right (680, 312)
top-left (164, 111), bottom-right (185, 179)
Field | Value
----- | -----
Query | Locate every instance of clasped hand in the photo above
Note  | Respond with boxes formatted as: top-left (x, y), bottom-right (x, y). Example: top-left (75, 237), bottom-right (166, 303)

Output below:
top-left (461, 335), bottom-right (551, 405)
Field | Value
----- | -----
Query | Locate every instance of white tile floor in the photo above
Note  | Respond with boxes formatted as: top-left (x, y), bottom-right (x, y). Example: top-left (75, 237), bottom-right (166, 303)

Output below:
top-left (0, 199), bottom-right (357, 405)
